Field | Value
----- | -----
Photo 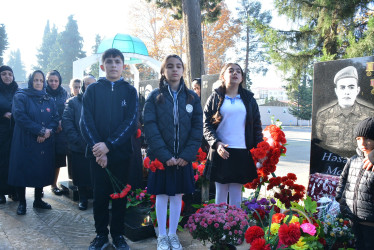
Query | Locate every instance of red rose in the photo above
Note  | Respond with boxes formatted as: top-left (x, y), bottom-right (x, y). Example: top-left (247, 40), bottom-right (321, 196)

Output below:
top-left (278, 223), bottom-right (301, 246)
top-left (250, 238), bottom-right (271, 250)
top-left (245, 226), bottom-right (264, 244)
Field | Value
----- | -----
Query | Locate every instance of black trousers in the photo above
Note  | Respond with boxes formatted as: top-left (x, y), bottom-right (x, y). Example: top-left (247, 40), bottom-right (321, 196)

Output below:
top-left (90, 158), bottom-right (129, 237)
top-left (354, 223), bottom-right (374, 249)
top-left (16, 186), bottom-right (43, 202)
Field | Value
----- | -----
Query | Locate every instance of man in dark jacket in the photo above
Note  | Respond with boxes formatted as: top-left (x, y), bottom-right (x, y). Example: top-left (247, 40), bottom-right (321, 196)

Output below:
top-left (80, 48), bottom-right (137, 250)
top-left (336, 117), bottom-right (374, 249)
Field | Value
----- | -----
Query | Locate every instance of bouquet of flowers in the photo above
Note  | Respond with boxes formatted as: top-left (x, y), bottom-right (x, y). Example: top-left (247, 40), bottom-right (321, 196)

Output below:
top-left (143, 157), bottom-right (165, 172)
top-left (321, 213), bottom-right (355, 249)
top-left (192, 147), bottom-right (207, 185)
top-left (245, 196), bottom-right (326, 250)
top-left (185, 203), bottom-right (249, 249)
top-left (105, 168), bottom-right (131, 199)
top-left (126, 187), bottom-right (155, 210)
top-left (243, 197), bottom-right (280, 227)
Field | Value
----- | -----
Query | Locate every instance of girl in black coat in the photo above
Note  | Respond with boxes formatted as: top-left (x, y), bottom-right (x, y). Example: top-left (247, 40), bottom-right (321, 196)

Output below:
top-left (8, 70), bottom-right (59, 215)
top-left (143, 55), bottom-right (203, 250)
top-left (62, 76), bottom-right (95, 210)
top-left (203, 63), bottom-right (263, 209)
top-left (46, 70), bottom-right (68, 195)
top-left (0, 66), bottom-right (18, 204)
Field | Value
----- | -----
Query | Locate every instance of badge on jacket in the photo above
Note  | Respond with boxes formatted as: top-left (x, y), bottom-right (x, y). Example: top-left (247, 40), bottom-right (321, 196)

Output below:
top-left (186, 104), bottom-right (193, 113)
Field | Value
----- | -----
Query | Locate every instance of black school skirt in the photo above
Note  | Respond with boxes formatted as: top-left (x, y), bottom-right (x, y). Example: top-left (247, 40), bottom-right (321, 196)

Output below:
top-left (204, 148), bottom-right (257, 184)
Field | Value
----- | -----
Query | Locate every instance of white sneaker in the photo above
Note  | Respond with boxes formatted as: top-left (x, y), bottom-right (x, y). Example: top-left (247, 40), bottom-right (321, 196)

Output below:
top-left (157, 235), bottom-right (170, 250)
top-left (168, 234), bottom-right (182, 250)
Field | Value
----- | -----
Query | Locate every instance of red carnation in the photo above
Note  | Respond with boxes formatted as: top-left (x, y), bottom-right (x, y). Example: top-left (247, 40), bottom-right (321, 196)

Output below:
top-left (250, 238), bottom-right (271, 250)
top-left (192, 162), bottom-right (198, 170)
top-left (136, 128), bottom-right (141, 138)
top-left (110, 193), bottom-right (120, 199)
top-left (272, 213), bottom-right (286, 223)
top-left (196, 148), bottom-right (207, 162)
top-left (278, 223), bottom-right (301, 246)
top-left (151, 158), bottom-right (165, 171)
top-left (197, 164), bottom-right (205, 176)
top-left (318, 237), bottom-right (326, 246)
top-left (144, 157), bottom-right (151, 168)
top-left (286, 173), bottom-right (297, 181)
top-left (253, 209), bottom-right (266, 221)
top-left (245, 226), bottom-right (264, 244)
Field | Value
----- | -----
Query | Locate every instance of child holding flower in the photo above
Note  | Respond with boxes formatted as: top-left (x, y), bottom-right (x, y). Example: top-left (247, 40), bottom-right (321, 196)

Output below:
top-left (203, 63), bottom-right (263, 208)
top-left (143, 54), bottom-right (203, 250)
top-left (336, 117), bottom-right (374, 249)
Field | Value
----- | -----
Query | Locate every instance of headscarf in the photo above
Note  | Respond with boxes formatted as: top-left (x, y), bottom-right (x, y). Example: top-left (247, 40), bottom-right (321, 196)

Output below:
top-left (46, 70), bottom-right (63, 97)
top-left (0, 65), bottom-right (18, 95)
top-left (22, 70), bottom-right (48, 97)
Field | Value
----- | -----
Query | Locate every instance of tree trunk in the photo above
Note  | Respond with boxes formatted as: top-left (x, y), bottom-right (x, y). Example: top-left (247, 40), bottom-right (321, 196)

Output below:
top-left (182, 0), bottom-right (205, 87)
top-left (244, 25), bottom-right (250, 89)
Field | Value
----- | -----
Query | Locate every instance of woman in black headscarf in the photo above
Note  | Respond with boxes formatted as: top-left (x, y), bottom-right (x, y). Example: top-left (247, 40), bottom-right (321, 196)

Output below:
top-left (46, 70), bottom-right (68, 195)
top-left (62, 75), bottom-right (95, 210)
top-left (8, 70), bottom-right (59, 215)
top-left (0, 65), bottom-right (18, 204)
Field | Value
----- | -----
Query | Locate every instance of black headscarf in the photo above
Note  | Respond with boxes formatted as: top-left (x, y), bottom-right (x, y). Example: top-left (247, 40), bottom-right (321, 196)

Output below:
top-left (46, 70), bottom-right (64, 97)
top-left (0, 65), bottom-right (18, 95)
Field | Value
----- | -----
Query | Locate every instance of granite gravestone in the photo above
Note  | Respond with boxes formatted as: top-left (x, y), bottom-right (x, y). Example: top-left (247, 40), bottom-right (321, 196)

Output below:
top-left (311, 56), bottom-right (374, 176)
top-left (201, 74), bottom-right (219, 107)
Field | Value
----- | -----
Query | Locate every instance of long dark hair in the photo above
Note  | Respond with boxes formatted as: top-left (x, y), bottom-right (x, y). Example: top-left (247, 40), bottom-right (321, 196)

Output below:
top-left (212, 63), bottom-right (244, 125)
top-left (156, 54), bottom-right (194, 104)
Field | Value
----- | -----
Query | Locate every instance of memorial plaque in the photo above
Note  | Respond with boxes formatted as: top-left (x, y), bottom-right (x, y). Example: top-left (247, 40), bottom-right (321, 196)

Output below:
top-left (311, 56), bottom-right (374, 176)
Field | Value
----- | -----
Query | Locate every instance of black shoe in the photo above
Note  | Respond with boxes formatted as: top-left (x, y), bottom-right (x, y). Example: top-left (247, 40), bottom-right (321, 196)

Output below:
top-left (17, 202), bottom-right (26, 215)
top-left (89, 235), bottom-right (109, 250)
top-left (51, 187), bottom-right (63, 196)
top-left (0, 195), bottom-right (6, 204)
top-left (33, 199), bottom-right (52, 209)
top-left (78, 200), bottom-right (88, 210)
top-left (112, 235), bottom-right (130, 250)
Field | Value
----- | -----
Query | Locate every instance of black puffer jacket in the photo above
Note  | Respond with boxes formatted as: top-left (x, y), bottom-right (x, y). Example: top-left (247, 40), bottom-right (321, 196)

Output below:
top-left (203, 86), bottom-right (263, 150)
top-left (336, 148), bottom-right (374, 222)
top-left (62, 93), bottom-right (85, 153)
top-left (143, 81), bottom-right (203, 163)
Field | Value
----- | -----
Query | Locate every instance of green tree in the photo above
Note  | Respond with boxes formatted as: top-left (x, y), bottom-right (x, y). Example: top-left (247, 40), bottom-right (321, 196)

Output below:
top-left (57, 15), bottom-right (86, 84)
top-left (0, 24), bottom-right (9, 65)
top-left (7, 49), bottom-right (26, 81)
top-left (87, 34), bottom-right (102, 78)
top-left (254, 0), bottom-right (374, 89)
top-left (236, 0), bottom-right (272, 88)
top-left (288, 75), bottom-right (312, 123)
top-left (36, 21), bottom-right (59, 72)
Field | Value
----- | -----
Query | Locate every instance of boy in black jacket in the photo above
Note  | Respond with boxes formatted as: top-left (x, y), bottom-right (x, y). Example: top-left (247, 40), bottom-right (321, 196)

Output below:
top-left (336, 117), bottom-right (374, 249)
top-left (80, 48), bottom-right (138, 250)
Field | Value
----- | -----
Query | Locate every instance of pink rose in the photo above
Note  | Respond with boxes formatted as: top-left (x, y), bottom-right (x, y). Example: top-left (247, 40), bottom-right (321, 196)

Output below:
top-left (300, 223), bottom-right (316, 236)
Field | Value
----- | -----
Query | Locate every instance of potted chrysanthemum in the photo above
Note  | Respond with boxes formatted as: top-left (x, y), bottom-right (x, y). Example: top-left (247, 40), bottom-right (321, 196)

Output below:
top-left (185, 203), bottom-right (249, 249)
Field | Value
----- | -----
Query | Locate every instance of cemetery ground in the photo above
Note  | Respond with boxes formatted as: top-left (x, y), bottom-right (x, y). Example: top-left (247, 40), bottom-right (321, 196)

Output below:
top-left (0, 126), bottom-right (311, 250)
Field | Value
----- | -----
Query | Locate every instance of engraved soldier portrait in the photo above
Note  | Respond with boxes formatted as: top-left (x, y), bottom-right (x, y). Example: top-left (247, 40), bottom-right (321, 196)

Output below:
top-left (315, 66), bottom-right (374, 152)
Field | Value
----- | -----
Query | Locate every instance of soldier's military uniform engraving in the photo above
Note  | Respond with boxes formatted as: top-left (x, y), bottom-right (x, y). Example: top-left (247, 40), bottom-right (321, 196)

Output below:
top-left (315, 66), bottom-right (374, 151)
